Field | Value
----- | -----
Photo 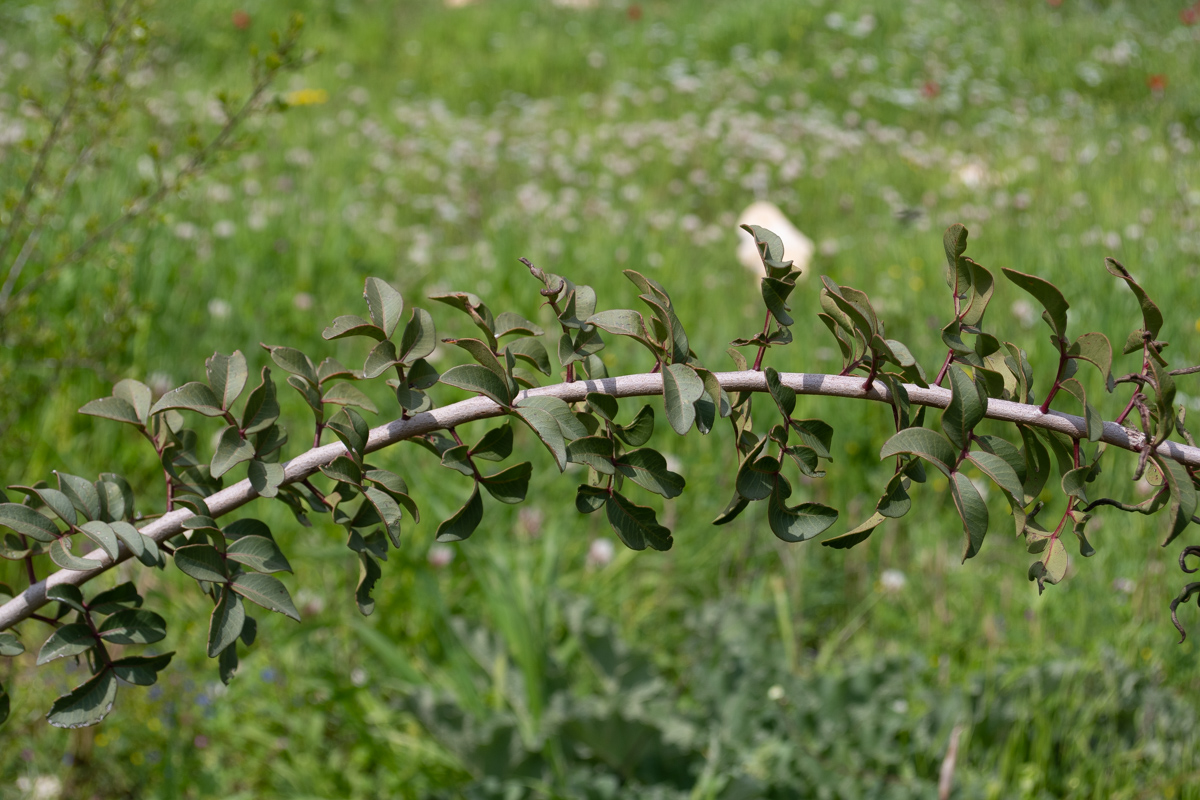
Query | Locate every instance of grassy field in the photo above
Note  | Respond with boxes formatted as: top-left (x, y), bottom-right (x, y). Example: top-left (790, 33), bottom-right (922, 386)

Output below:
top-left (3, 0), bottom-right (1200, 797)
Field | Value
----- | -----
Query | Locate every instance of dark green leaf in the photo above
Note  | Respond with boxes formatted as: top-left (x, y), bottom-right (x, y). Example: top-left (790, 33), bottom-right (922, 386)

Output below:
top-left (1155, 454), bottom-right (1197, 547)
top-left (567, 436), bottom-right (616, 474)
top-left (1002, 268), bottom-right (1069, 339)
top-left (78, 396), bottom-right (141, 427)
top-left (363, 487), bottom-right (404, 547)
top-left (511, 406), bottom-right (566, 471)
top-left (1068, 332), bottom-right (1113, 385)
top-left (48, 538), bottom-right (102, 571)
top-left (587, 309), bottom-right (649, 341)
top-left (321, 456), bottom-right (362, 486)
top-left (605, 492), bottom-right (673, 551)
top-left (46, 584), bottom-right (86, 614)
top-left (364, 277), bottom-right (404, 338)
top-left (440, 364), bottom-right (512, 407)
top-left (764, 367), bottom-right (796, 418)
top-left (211, 425), bottom-right (255, 479)
top-left (356, 553), bottom-right (382, 616)
top-left (966, 451), bottom-right (1024, 503)
top-left (113, 379), bottom-right (152, 424)
top-left (615, 405), bottom-right (655, 447)
top-left (504, 337), bottom-right (551, 376)
top-left (950, 472), bottom-right (989, 562)
top-left (207, 350), bottom-right (250, 410)
top-left (558, 327), bottom-right (605, 366)
top-left (88, 582), bottom-right (142, 615)
top-left (0, 632), bottom-right (24, 657)
top-left (175, 544), bottom-right (228, 583)
top-left (78, 521), bottom-right (120, 561)
top-left (761, 277), bottom-right (795, 326)
top-left (10, 486), bottom-right (76, 527)
top-left (576, 485), bottom-right (608, 514)
top-left (471, 424), bottom-right (513, 462)
top-left (481, 462), bottom-right (532, 504)
top-left (663, 363), bottom-right (704, 435)
top-left (880, 428), bottom-right (957, 477)
top-left (790, 419), bottom-right (834, 459)
top-left (395, 308), bottom-right (436, 365)
top-left (440, 445), bottom-right (475, 477)
top-left (615, 449), bottom-right (685, 499)
top-left (1017, 425), bottom-right (1052, 502)
top-left (435, 485), bottom-right (484, 542)
top-left (821, 512), bottom-right (886, 550)
top-left (323, 314), bottom-right (385, 342)
top-left (208, 588), bottom-right (245, 658)
top-left (328, 407), bottom-right (371, 461)
top-left (37, 623), bottom-right (95, 664)
top-left (248, 460), bottom-right (285, 499)
top-left (56, 472), bottom-right (102, 521)
top-left (430, 291), bottom-right (496, 340)
top-left (227, 535), bottom-right (292, 573)
top-left (112, 653), bottom-right (174, 686)
top-left (767, 479), bottom-right (838, 543)
top-left (493, 310), bottom-right (544, 338)
top-left (262, 345), bottom-right (317, 387)
top-left (363, 339), bottom-right (401, 380)
top-left (241, 368), bottom-right (280, 435)
top-left (47, 668), bottom-right (116, 728)
top-left (941, 365), bottom-right (987, 452)
top-left (231, 572), bottom-right (300, 621)
top-left (98, 609), bottom-right (167, 645)
top-left (317, 358), bottom-right (357, 383)
top-left (1105, 258), bottom-right (1162, 339)
top-left (149, 382), bottom-right (225, 417)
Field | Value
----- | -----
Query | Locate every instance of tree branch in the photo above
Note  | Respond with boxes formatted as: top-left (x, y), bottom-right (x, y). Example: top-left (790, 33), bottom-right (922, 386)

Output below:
top-left (3, 369), bottom-right (1198, 631)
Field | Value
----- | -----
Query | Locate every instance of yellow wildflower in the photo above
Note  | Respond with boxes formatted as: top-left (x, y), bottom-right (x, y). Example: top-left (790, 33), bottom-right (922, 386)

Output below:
top-left (284, 88), bottom-right (329, 107)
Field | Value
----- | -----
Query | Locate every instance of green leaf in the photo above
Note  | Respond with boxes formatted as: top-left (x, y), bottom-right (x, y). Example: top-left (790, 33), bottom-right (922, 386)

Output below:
top-left (47, 668), bottom-right (117, 729)
top-left (1155, 454), bottom-right (1197, 547)
top-left (78, 521), bottom-right (120, 561)
top-left (965, 451), bottom-right (1024, 502)
top-left (662, 363), bottom-right (704, 435)
top-left (263, 345), bottom-right (318, 388)
top-left (227, 535), bottom-right (292, 573)
top-left (430, 291), bottom-right (496, 340)
top-left (248, 460), bottom-right (285, 499)
top-left (605, 492), bottom-right (673, 551)
top-left (566, 436), bottom-right (616, 474)
top-left (767, 479), bottom-right (838, 543)
top-left (57, 472), bottom-right (102, 521)
top-left (1029, 536), bottom-right (1068, 594)
top-left (111, 653), bottom-right (174, 686)
top-left (37, 623), bottom-right (95, 664)
top-left (210, 425), bottom-right (254, 479)
top-left (1105, 258), bottom-right (1162, 339)
top-left (558, 327), bottom-right (605, 366)
top-left (1002, 268), bottom-right (1069, 339)
top-left (364, 277), bottom-right (404, 338)
top-left (471, 424), bottom-right (513, 462)
top-left (493, 310), bottom-right (544, 338)
top-left (328, 407), bottom-right (371, 461)
top-left (149, 382), bottom-right (225, 417)
top-left (241, 367), bottom-right (280, 434)
top-left (79, 396), bottom-right (141, 427)
top-left (207, 350), bottom-right (250, 410)
top-left (321, 456), bottom-right (363, 486)
top-left (576, 485), bottom-right (608, 514)
top-left (822, 511), bottom-right (887, 550)
top-left (208, 588), bottom-right (245, 657)
top-left (950, 472), bottom-right (989, 562)
top-left (615, 405), bottom-right (655, 447)
top-left (615, 449), bottom-right (685, 499)
top-left (790, 419), bottom-right (834, 459)
top-left (941, 365), bottom-right (987, 452)
top-left (435, 485), bottom-right (483, 542)
top-left (396, 308), bottom-right (437, 365)
top-left (175, 544), bottom-right (228, 583)
top-left (323, 314), bottom-right (385, 342)
top-left (880, 428), bottom-right (957, 477)
top-left (98, 473), bottom-right (134, 522)
top-left (440, 444), bottom-right (475, 477)
top-left (363, 487), bottom-right (404, 547)
top-left (511, 406), bottom-right (567, 471)
top-left (0, 632), bottom-right (24, 657)
top-left (764, 367), bottom-right (796, 418)
top-left (356, 553), bottom-right (382, 616)
top-left (88, 581), bottom-right (142, 615)
top-left (10, 486), bottom-right (76, 527)
top-left (517, 395), bottom-right (589, 438)
top-left (742, 224), bottom-right (793, 272)
top-left (48, 538), bottom-right (102, 571)
top-left (761, 276), bottom-right (795, 326)
top-left (98, 609), bottom-right (167, 645)
top-left (1059, 379), bottom-right (1103, 442)
top-left (877, 469), bottom-right (914, 518)
top-left (114, 379), bottom-right (152, 425)
top-left (231, 572), bottom-right (300, 621)
top-left (1017, 425), bottom-right (1052, 502)
top-left (1061, 466), bottom-right (1092, 502)
top-left (1068, 332), bottom-right (1113, 385)
top-left (587, 309), bottom-right (649, 340)
top-left (317, 358), bottom-right (358, 384)
top-left (440, 364), bottom-right (512, 407)
top-left (504, 337), bottom-right (552, 376)
top-left (481, 462), bottom-right (532, 504)
top-left (46, 584), bottom-right (87, 614)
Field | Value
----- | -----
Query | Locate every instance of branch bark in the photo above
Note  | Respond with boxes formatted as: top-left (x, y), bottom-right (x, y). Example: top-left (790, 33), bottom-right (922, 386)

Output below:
top-left (2, 370), bottom-right (1197, 631)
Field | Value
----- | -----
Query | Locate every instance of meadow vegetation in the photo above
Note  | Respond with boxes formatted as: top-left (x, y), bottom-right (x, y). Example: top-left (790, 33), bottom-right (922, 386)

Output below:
top-left (2, 0), bottom-right (1200, 797)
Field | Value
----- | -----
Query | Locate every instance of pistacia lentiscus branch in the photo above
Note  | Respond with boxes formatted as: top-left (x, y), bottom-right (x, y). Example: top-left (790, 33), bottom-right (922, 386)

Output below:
top-left (2, 223), bottom-right (1199, 729)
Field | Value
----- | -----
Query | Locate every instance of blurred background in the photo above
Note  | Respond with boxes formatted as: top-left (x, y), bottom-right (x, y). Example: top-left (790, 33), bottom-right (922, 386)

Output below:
top-left (2, 0), bottom-right (1200, 797)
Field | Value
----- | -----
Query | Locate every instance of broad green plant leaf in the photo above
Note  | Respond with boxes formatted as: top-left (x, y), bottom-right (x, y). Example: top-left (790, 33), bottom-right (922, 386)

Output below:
top-left (98, 609), bottom-right (167, 645)
top-left (149, 382), bottom-right (225, 417)
top-left (950, 472), bottom-right (989, 561)
top-left (36, 624), bottom-right (96, 665)
top-left (208, 588), bottom-right (245, 658)
top-left (231, 572), bottom-right (300, 621)
top-left (435, 486), bottom-right (484, 542)
top-left (605, 492), bottom-right (673, 551)
top-left (614, 448), bottom-right (685, 499)
top-left (364, 277), bottom-right (404, 338)
top-left (207, 350), bottom-right (249, 409)
top-left (879, 428), bottom-right (957, 477)
top-left (47, 668), bottom-right (117, 729)
top-left (1002, 268), bottom-right (1069, 339)
top-left (662, 363), bottom-right (704, 435)
top-left (480, 462), bottom-right (532, 504)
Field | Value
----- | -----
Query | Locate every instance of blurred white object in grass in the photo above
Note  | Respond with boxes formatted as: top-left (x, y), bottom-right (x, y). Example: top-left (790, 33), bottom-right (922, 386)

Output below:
top-left (880, 569), bottom-right (907, 593)
top-left (736, 201), bottom-right (813, 277)
top-left (428, 543), bottom-right (455, 568)
top-left (587, 538), bottom-right (615, 569)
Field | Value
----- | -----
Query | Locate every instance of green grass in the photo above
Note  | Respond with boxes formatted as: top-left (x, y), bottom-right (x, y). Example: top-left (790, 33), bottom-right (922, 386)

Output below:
top-left (3, 0), bottom-right (1200, 796)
